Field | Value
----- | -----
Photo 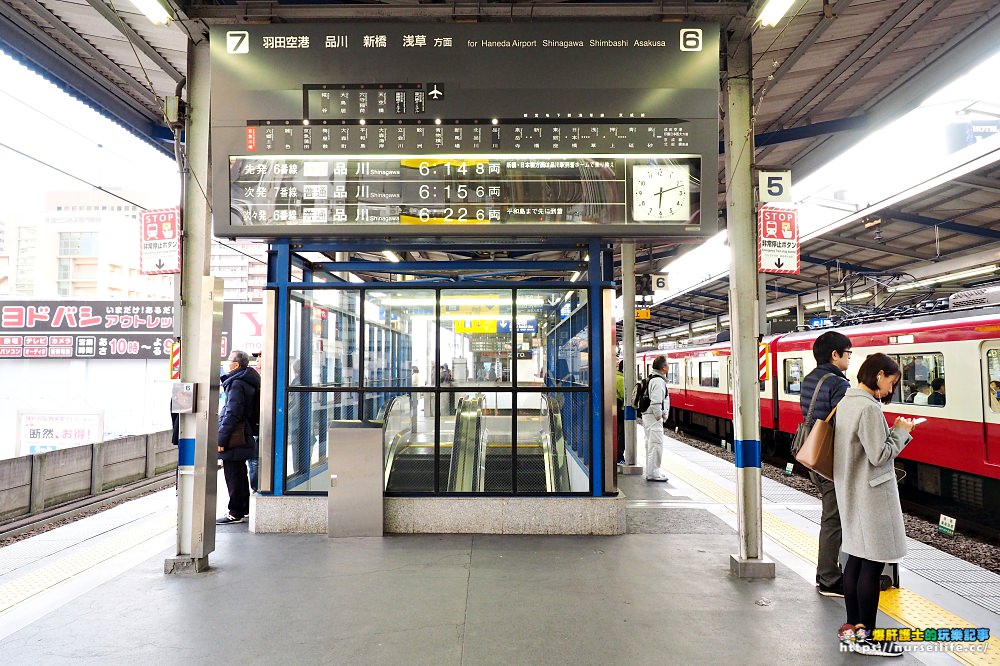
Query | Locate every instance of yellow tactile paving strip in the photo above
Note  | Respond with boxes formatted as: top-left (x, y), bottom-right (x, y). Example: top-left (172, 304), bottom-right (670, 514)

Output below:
top-left (0, 512), bottom-right (175, 615)
top-left (662, 451), bottom-right (1000, 666)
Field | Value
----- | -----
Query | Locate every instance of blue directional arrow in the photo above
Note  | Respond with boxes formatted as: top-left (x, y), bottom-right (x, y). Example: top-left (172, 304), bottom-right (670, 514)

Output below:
top-left (497, 319), bottom-right (512, 334)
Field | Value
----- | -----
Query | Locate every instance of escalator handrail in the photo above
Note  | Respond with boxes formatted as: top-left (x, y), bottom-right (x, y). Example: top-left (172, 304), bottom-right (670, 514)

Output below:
top-left (448, 395), bottom-right (485, 492)
top-left (542, 395), bottom-right (571, 492)
top-left (382, 395), bottom-right (412, 489)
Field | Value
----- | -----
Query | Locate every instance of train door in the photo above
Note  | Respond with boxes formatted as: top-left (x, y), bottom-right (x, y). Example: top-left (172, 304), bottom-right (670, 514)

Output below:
top-left (980, 343), bottom-right (1000, 466)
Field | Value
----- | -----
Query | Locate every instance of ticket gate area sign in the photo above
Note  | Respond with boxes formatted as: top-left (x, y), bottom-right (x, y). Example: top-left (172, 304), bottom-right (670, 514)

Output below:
top-left (758, 206), bottom-right (800, 275)
top-left (209, 22), bottom-right (720, 240)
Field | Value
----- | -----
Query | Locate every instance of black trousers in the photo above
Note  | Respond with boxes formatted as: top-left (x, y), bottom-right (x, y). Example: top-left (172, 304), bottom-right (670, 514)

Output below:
top-left (222, 459), bottom-right (250, 519)
top-left (810, 471), bottom-right (843, 587)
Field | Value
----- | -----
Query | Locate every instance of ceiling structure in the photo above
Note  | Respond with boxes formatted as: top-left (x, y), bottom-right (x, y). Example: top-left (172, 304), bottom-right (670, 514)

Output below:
top-left (2, 0), bottom-right (1000, 338)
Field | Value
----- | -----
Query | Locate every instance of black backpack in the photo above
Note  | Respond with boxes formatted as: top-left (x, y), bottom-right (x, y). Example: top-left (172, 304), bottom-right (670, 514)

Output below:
top-left (631, 377), bottom-right (652, 412)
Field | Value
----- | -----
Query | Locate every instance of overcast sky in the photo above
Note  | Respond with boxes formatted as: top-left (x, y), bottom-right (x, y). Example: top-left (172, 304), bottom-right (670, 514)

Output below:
top-left (0, 51), bottom-right (180, 222)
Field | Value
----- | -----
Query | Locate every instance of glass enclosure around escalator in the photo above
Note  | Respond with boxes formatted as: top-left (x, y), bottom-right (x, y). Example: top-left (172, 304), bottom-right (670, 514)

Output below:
top-left (282, 285), bottom-right (591, 495)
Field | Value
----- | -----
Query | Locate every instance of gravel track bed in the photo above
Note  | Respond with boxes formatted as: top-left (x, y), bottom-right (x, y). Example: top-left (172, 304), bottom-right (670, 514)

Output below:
top-left (668, 428), bottom-right (1000, 575)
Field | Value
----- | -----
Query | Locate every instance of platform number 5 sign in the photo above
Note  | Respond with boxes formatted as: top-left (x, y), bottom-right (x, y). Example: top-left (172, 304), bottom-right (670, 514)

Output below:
top-left (758, 170), bottom-right (792, 203)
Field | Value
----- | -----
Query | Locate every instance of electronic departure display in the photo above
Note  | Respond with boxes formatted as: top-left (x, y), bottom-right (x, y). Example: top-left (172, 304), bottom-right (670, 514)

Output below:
top-left (230, 156), bottom-right (701, 227)
top-left (210, 23), bottom-right (719, 239)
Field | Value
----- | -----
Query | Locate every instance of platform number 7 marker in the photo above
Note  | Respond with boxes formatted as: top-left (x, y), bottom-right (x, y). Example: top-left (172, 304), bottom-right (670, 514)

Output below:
top-left (227, 31), bottom-right (249, 54)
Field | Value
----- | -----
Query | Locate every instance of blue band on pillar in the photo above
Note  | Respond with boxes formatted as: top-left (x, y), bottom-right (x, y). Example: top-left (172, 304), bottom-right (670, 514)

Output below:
top-left (624, 405), bottom-right (636, 421)
top-left (178, 438), bottom-right (196, 467)
top-left (734, 439), bottom-right (761, 468)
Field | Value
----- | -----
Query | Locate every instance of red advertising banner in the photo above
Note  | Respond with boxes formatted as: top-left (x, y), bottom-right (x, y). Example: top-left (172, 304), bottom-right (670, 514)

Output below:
top-left (0, 301), bottom-right (174, 360)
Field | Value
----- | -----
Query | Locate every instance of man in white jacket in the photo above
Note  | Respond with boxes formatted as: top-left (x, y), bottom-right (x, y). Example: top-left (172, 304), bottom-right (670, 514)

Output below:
top-left (642, 356), bottom-right (670, 482)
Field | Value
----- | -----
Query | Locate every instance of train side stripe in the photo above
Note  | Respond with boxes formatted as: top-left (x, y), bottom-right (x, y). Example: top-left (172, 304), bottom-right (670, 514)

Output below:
top-left (661, 450), bottom-right (1000, 664)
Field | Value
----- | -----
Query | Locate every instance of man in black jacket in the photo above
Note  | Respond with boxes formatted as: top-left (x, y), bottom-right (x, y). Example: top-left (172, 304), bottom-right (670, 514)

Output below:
top-left (217, 350), bottom-right (261, 524)
top-left (800, 331), bottom-right (852, 597)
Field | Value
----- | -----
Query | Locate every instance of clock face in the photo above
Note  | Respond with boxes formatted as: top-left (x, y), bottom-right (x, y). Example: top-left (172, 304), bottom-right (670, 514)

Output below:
top-left (631, 164), bottom-right (691, 222)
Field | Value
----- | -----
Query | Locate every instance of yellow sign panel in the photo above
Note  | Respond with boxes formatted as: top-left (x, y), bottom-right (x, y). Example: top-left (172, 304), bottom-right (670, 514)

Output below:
top-left (635, 309), bottom-right (651, 320)
top-left (455, 319), bottom-right (497, 334)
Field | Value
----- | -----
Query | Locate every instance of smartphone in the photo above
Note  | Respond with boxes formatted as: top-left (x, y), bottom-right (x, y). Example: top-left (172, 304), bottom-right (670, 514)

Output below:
top-left (911, 417), bottom-right (927, 425)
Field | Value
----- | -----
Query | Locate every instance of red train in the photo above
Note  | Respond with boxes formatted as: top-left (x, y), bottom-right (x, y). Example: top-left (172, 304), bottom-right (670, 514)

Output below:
top-left (637, 306), bottom-right (1000, 509)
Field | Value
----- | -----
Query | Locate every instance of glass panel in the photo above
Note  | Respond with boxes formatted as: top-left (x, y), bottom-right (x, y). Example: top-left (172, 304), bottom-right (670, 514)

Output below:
top-left (439, 289), bottom-right (512, 387)
top-left (526, 289), bottom-right (589, 388)
top-left (699, 361), bottom-right (719, 387)
top-left (289, 289), bottom-right (360, 387)
top-left (896, 352), bottom-right (945, 406)
top-left (666, 362), bottom-right (681, 386)
top-left (988, 350), bottom-right (1000, 413)
top-left (514, 391), bottom-right (586, 492)
top-left (364, 289), bottom-right (430, 389)
top-left (378, 391), bottom-right (437, 492)
top-left (284, 390), bottom-right (361, 492)
top-left (784, 358), bottom-right (803, 394)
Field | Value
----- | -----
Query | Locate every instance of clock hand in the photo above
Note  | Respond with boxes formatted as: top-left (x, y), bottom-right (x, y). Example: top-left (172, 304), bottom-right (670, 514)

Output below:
top-left (654, 184), bottom-right (681, 208)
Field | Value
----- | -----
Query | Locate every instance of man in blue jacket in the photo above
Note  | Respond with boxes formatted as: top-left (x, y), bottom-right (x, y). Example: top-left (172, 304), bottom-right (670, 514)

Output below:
top-left (800, 331), bottom-right (852, 597)
top-left (217, 350), bottom-right (261, 524)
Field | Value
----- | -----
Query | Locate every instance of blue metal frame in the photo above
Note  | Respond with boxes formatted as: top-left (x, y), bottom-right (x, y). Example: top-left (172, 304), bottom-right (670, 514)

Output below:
top-left (266, 243), bottom-right (609, 497)
top-left (588, 240), bottom-right (604, 497)
top-left (272, 241), bottom-right (291, 496)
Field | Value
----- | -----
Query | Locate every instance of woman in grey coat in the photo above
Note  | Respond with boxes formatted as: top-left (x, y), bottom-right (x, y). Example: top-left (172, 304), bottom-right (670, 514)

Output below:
top-left (832, 353), bottom-right (917, 656)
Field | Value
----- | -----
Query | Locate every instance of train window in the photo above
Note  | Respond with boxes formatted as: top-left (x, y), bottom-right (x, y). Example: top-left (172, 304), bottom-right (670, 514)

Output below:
top-left (892, 353), bottom-right (945, 407)
top-left (784, 358), bottom-right (803, 394)
top-left (987, 349), bottom-right (1000, 413)
top-left (699, 360), bottom-right (720, 388)
top-left (666, 362), bottom-right (680, 385)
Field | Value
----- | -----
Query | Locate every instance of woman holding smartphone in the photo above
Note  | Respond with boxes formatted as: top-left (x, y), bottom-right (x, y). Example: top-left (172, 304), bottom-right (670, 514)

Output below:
top-left (833, 352), bottom-right (917, 657)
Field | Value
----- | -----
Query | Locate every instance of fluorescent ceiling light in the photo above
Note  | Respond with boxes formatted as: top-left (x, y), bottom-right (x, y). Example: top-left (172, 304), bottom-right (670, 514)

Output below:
top-left (411, 314), bottom-right (536, 322)
top-left (382, 250), bottom-right (401, 263)
top-left (804, 301), bottom-right (827, 311)
top-left (380, 297), bottom-right (545, 307)
top-left (691, 323), bottom-right (716, 333)
top-left (766, 308), bottom-right (791, 318)
top-left (758, 0), bottom-right (795, 27)
top-left (130, 0), bottom-right (171, 24)
top-left (846, 291), bottom-right (872, 302)
top-left (888, 264), bottom-right (999, 291)
top-left (570, 271), bottom-right (581, 282)
top-left (670, 331), bottom-right (688, 338)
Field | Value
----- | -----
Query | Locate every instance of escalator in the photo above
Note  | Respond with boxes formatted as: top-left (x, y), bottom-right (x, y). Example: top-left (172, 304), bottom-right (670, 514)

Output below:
top-left (383, 395), bottom-right (484, 492)
top-left (383, 394), bottom-right (574, 493)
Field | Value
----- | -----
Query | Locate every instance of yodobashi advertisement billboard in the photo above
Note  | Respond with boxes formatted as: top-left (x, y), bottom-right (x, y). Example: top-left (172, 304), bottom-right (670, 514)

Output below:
top-left (0, 301), bottom-right (175, 360)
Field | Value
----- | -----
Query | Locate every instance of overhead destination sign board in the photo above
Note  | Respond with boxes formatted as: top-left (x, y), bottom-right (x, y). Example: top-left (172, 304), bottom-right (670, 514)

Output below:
top-left (209, 23), bottom-right (719, 239)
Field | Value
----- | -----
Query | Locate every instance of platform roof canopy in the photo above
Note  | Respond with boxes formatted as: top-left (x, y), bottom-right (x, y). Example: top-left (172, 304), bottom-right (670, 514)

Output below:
top-left (1, 0), bottom-right (999, 336)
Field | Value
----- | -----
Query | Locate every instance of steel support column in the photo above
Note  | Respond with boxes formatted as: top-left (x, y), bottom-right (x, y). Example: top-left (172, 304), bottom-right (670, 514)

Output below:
top-left (166, 39), bottom-right (221, 575)
top-left (622, 242), bottom-right (639, 469)
top-left (724, 23), bottom-right (774, 579)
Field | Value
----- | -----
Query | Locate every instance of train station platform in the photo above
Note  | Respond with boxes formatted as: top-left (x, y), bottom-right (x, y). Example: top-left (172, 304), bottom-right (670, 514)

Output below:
top-left (0, 437), bottom-right (996, 665)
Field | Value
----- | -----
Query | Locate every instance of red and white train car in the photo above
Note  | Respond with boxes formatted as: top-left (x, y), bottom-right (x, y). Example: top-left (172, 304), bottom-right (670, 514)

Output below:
top-left (638, 308), bottom-right (1000, 507)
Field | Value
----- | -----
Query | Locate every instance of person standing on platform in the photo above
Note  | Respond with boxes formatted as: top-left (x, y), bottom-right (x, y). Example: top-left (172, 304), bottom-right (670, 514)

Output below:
top-left (642, 355), bottom-right (669, 482)
top-left (800, 330), bottom-right (852, 598)
top-left (833, 352), bottom-right (916, 656)
top-left (615, 359), bottom-right (626, 465)
top-left (217, 350), bottom-right (261, 525)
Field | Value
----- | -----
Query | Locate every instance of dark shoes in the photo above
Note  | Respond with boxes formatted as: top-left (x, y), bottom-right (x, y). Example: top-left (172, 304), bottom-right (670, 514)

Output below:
top-left (818, 582), bottom-right (845, 598)
top-left (216, 513), bottom-right (246, 524)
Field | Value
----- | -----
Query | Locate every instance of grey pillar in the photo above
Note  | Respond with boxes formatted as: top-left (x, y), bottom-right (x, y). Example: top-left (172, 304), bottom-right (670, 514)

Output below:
top-left (724, 22), bottom-right (774, 579)
top-left (621, 242), bottom-right (640, 470)
top-left (166, 38), bottom-right (221, 575)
